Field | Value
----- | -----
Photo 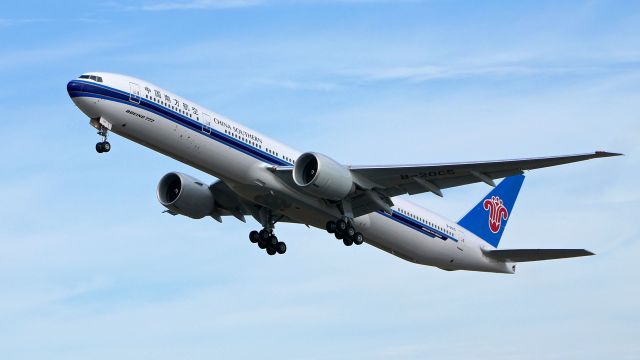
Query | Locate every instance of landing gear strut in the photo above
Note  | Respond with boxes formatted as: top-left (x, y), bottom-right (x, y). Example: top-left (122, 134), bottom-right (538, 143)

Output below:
top-left (249, 209), bottom-right (287, 256)
top-left (95, 125), bottom-right (111, 153)
top-left (326, 219), bottom-right (364, 246)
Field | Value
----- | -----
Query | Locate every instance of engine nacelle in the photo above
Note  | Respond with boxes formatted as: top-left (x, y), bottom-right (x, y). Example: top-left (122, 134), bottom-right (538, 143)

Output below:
top-left (157, 172), bottom-right (214, 219)
top-left (293, 152), bottom-right (354, 201)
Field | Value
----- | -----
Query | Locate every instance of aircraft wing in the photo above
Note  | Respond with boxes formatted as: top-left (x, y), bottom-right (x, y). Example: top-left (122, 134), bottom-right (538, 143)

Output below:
top-left (271, 151), bottom-right (620, 218)
top-left (348, 151), bottom-right (621, 198)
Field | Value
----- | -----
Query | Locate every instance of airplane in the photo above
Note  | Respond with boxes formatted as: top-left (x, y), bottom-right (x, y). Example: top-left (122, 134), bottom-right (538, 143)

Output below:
top-left (67, 72), bottom-right (621, 274)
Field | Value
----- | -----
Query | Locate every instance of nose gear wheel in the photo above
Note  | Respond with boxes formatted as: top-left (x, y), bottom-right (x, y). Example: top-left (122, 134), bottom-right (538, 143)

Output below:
top-left (95, 125), bottom-right (111, 153)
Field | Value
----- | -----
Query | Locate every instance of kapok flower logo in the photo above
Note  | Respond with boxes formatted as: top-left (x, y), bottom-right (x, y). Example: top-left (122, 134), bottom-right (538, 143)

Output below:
top-left (483, 196), bottom-right (509, 233)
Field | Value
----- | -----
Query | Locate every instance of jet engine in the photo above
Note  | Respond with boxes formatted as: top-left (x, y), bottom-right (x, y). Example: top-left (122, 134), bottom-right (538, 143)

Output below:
top-left (293, 152), bottom-right (355, 201)
top-left (157, 172), bottom-right (214, 219)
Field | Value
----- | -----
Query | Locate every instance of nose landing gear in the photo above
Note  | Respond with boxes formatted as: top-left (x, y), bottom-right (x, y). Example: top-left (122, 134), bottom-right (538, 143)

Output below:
top-left (95, 124), bottom-right (111, 153)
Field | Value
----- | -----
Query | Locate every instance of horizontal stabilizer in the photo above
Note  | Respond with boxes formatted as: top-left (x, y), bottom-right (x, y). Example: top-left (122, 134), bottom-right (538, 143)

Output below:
top-left (484, 249), bottom-right (594, 262)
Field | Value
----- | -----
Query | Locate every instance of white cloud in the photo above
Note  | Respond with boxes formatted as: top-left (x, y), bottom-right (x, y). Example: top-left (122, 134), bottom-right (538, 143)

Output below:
top-left (119, 0), bottom-right (417, 11)
top-left (339, 56), bottom-right (640, 83)
top-left (344, 64), bottom-right (577, 82)
top-left (0, 18), bottom-right (48, 27)
top-left (0, 41), bottom-right (122, 68)
top-left (0, 18), bottom-right (104, 28)
top-left (136, 0), bottom-right (264, 11)
top-left (252, 78), bottom-right (343, 92)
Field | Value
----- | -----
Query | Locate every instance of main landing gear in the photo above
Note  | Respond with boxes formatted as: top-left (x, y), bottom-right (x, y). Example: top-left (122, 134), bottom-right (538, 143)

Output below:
top-left (95, 125), bottom-right (111, 153)
top-left (249, 229), bottom-right (287, 255)
top-left (249, 208), bottom-right (286, 256)
top-left (325, 219), bottom-right (364, 247)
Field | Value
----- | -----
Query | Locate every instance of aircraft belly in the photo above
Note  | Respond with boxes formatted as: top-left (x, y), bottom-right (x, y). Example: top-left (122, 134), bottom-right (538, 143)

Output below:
top-left (362, 212), bottom-right (461, 268)
top-left (225, 181), bottom-right (343, 228)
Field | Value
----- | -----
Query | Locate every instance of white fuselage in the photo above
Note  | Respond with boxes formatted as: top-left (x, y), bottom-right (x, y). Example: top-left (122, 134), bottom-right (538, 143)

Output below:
top-left (67, 72), bottom-right (514, 274)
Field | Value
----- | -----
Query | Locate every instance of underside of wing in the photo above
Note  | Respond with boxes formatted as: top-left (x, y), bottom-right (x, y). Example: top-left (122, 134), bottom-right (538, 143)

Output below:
top-left (165, 179), bottom-right (300, 224)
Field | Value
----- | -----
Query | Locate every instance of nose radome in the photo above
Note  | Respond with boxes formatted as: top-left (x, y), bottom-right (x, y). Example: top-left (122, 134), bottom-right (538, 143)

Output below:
top-left (67, 80), bottom-right (83, 96)
top-left (67, 79), bottom-right (101, 119)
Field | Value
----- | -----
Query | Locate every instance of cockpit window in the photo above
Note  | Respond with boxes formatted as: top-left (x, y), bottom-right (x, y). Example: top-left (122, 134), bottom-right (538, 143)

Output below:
top-left (79, 75), bottom-right (103, 83)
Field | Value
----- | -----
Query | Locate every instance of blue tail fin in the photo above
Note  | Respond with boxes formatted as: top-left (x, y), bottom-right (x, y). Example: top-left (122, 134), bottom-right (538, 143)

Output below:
top-left (458, 175), bottom-right (525, 248)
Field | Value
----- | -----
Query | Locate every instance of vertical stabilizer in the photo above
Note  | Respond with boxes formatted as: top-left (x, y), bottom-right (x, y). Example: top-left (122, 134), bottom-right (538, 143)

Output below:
top-left (458, 175), bottom-right (525, 247)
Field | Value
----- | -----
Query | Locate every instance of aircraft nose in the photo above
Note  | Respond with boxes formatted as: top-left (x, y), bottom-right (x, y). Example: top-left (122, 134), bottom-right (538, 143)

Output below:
top-left (67, 79), bottom-right (84, 97)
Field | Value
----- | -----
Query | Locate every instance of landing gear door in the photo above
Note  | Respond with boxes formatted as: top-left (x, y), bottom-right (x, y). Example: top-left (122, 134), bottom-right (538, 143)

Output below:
top-left (202, 113), bottom-right (212, 134)
top-left (457, 229), bottom-right (465, 251)
top-left (129, 82), bottom-right (141, 104)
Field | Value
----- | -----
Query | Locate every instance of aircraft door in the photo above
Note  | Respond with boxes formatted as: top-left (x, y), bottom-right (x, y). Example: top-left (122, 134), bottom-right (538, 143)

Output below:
top-left (202, 113), bottom-right (212, 134)
top-left (129, 82), bottom-right (141, 104)
top-left (457, 230), bottom-right (465, 251)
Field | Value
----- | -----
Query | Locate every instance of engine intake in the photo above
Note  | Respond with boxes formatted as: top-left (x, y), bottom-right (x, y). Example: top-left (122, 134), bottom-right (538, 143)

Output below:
top-left (157, 172), bottom-right (214, 219)
top-left (293, 152), bottom-right (354, 201)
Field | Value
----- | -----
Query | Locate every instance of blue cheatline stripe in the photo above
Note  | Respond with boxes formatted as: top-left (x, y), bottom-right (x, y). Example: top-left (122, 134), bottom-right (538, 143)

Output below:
top-left (69, 80), bottom-right (457, 243)
top-left (68, 80), bottom-right (291, 167)
top-left (377, 210), bottom-right (459, 242)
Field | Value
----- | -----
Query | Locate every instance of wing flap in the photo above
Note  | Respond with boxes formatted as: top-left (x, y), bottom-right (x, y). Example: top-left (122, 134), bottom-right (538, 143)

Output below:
top-left (484, 249), bottom-right (595, 262)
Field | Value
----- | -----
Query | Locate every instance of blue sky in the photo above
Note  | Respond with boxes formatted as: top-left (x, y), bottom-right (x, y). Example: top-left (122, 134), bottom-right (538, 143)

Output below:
top-left (0, 1), bottom-right (638, 359)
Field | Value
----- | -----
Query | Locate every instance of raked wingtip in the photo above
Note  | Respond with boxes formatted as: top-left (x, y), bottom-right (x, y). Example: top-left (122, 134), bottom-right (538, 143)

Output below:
top-left (594, 151), bottom-right (624, 157)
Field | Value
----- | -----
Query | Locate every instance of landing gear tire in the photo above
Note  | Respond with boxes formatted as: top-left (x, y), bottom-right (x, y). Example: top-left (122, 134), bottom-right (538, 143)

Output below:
top-left (95, 141), bottom-right (111, 153)
top-left (326, 221), bottom-right (336, 234)
top-left (253, 209), bottom-right (287, 256)
top-left (353, 232), bottom-right (364, 245)
top-left (336, 219), bottom-right (348, 232)
top-left (326, 217), bottom-right (362, 247)
top-left (276, 242), bottom-right (287, 254)
top-left (346, 226), bottom-right (356, 238)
